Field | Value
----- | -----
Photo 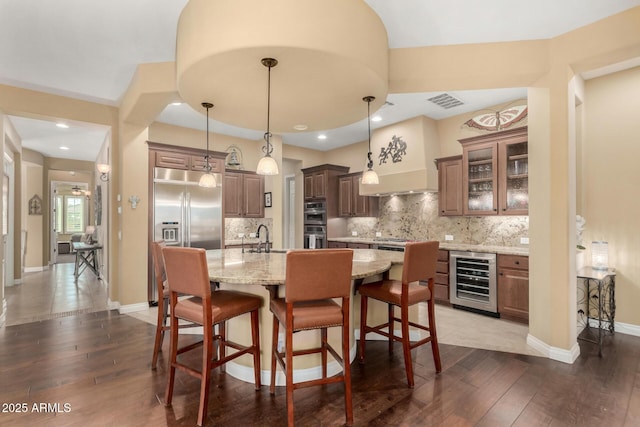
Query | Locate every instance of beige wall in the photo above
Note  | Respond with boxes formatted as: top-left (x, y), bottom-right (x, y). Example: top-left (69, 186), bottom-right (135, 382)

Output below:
top-left (583, 66), bottom-right (640, 326)
top-left (24, 163), bottom-right (44, 268)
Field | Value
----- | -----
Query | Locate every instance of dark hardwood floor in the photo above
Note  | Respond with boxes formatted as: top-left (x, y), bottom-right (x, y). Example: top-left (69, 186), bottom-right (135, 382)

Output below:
top-left (1, 310), bottom-right (639, 426)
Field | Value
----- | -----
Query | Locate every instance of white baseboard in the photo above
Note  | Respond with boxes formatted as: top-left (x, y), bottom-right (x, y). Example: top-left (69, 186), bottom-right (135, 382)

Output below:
top-left (616, 321), bottom-right (640, 337)
top-left (107, 298), bottom-right (120, 311)
top-left (24, 266), bottom-right (47, 273)
top-left (526, 334), bottom-right (580, 364)
top-left (118, 302), bottom-right (149, 314)
top-left (226, 342), bottom-right (358, 386)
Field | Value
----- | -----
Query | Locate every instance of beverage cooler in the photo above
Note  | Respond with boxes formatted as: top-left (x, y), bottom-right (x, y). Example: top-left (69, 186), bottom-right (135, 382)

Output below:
top-left (449, 251), bottom-right (497, 315)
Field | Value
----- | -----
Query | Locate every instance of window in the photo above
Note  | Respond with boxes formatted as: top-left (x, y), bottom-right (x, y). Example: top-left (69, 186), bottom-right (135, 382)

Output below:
top-left (55, 195), bottom-right (86, 234)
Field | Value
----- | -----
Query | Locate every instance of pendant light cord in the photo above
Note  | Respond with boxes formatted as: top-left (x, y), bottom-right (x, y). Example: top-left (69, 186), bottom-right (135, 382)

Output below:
top-left (201, 102), bottom-right (214, 172)
top-left (264, 60), bottom-right (274, 156)
top-left (364, 96), bottom-right (375, 169)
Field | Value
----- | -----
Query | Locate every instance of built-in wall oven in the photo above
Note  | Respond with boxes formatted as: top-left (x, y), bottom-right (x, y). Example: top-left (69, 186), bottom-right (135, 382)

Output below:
top-left (303, 201), bottom-right (327, 225)
top-left (303, 225), bottom-right (326, 249)
top-left (449, 251), bottom-right (498, 315)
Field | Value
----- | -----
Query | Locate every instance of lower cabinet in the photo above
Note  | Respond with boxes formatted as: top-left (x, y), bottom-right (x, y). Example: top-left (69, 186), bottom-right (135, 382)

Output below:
top-left (328, 241), bottom-right (347, 248)
top-left (433, 249), bottom-right (450, 303)
top-left (327, 241), bottom-right (369, 249)
top-left (497, 254), bottom-right (529, 322)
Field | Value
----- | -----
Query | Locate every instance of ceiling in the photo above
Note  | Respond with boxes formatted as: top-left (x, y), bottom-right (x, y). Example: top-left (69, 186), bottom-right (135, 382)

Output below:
top-left (2, 0), bottom-right (640, 160)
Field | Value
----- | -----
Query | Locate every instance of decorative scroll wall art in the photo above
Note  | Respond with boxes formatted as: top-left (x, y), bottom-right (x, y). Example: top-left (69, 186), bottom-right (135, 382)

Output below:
top-left (379, 135), bottom-right (407, 165)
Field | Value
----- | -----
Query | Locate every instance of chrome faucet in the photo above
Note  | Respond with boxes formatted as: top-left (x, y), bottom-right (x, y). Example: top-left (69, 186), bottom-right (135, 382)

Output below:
top-left (256, 224), bottom-right (270, 253)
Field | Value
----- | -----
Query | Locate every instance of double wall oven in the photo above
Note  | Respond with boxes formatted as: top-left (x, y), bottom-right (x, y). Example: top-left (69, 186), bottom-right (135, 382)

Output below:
top-left (304, 201), bottom-right (327, 248)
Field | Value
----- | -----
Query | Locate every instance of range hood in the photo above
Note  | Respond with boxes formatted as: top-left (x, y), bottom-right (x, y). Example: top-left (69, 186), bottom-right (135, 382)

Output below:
top-left (359, 115), bottom-right (440, 196)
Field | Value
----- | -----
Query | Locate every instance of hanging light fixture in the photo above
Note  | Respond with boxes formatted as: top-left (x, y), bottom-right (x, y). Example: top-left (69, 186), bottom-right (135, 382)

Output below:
top-left (198, 102), bottom-right (217, 188)
top-left (71, 185), bottom-right (83, 196)
top-left (361, 96), bottom-right (379, 185)
top-left (256, 58), bottom-right (279, 176)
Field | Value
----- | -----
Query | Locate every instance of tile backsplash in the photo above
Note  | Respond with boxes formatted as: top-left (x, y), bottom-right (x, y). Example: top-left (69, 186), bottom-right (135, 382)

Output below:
top-left (225, 218), bottom-right (273, 241)
top-left (347, 192), bottom-right (528, 247)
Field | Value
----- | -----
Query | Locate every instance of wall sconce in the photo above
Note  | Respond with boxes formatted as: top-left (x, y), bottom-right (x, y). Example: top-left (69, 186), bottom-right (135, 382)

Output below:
top-left (97, 163), bottom-right (111, 182)
top-left (592, 241), bottom-right (609, 270)
top-left (128, 195), bottom-right (141, 209)
top-left (84, 190), bottom-right (91, 200)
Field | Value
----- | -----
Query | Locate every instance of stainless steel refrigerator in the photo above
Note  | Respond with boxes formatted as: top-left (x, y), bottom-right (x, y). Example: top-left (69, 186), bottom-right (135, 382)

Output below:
top-left (149, 167), bottom-right (222, 303)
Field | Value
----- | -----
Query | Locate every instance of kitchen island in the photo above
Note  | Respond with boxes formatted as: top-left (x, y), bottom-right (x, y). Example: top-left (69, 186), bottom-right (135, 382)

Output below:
top-left (204, 248), bottom-right (405, 386)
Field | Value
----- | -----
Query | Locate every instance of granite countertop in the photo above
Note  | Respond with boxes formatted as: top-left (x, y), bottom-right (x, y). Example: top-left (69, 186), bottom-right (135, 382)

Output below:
top-left (225, 238), bottom-right (261, 246)
top-left (328, 237), bottom-right (529, 256)
top-left (205, 248), bottom-right (403, 286)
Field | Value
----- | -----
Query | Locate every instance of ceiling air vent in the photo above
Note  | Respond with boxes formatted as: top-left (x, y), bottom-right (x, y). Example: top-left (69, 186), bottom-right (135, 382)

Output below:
top-left (427, 93), bottom-right (464, 109)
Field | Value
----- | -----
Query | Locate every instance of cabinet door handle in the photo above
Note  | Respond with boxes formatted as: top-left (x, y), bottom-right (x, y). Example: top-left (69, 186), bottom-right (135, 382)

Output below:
top-left (499, 272), bottom-right (504, 276)
top-left (515, 260), bottom-right (520, 265)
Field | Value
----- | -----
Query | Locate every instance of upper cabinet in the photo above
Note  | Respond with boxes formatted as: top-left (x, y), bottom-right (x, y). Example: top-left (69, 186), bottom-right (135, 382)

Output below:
top-left (153, 146), bottom-right (224, 173)
top-left (436, 155), bottom-right (463, 216)
top-left (338, 172), bottom-right (378, 217)
top-left (224, 170), bottom-right (264, 218)
top-left (459, 127), bottom-right (528, 216)
top-left (304, 170), bottom-right (328, 200)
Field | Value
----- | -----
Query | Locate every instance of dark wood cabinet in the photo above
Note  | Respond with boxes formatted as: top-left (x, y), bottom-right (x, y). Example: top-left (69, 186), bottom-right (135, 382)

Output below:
top-left (497, 254), bottom-right (529, 323)
top-left (338, 172), bottom-right (378, 217)
top-left (224, 170), bottom-right (264, 218)
top-left (328, 241), bottom-right (348, 248)
top-left (459, 127), bottom-right (528, 216)
top-left (436, 156), bottom-right (463, 216)
top-left (304, 170), bottom-right (329, 200)
top-left (153, 148), bottom-right (223, 173)
top-left (433, 249), bottom-right (450, 304)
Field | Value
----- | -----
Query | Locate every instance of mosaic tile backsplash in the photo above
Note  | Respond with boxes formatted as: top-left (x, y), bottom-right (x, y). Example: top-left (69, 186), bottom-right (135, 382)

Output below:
top-left (348, 192), bottom-right (529, 247)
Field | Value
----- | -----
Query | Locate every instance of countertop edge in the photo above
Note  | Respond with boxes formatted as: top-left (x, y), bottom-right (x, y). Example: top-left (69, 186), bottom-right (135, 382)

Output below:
top-left (328, 237), bottom-right (529, 256)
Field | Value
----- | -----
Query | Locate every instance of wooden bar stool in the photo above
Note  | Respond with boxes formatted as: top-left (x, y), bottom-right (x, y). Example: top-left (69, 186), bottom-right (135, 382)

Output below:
top-left (162, 246), bottom-right (262, 426)
top-left (269, 249), bottom-right (354, 426)
top-left (358, 241), bottom-right (442, 388)
top-left (150, 240), bottom-right (201, 369)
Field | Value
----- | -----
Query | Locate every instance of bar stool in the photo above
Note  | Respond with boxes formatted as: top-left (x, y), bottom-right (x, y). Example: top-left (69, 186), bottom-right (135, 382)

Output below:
top-left (269, 249), bottom-right (354, 426)
top-left (150, 240), bottom-right (200, 369)
top-left (358, 241), bottom-right (441, 388)
top-left (162, 246), bottom-right (262, 427)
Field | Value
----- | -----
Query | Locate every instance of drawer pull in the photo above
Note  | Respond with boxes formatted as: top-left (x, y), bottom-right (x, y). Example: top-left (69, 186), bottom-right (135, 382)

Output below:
top-left (515, 260), bottom-right (520, 265)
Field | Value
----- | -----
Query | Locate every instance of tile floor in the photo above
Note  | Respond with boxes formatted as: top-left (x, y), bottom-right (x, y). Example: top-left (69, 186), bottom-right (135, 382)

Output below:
top-left (2, 262), bottom-right (110, 326)
top-left (3, 264), bottom-right (543, 357)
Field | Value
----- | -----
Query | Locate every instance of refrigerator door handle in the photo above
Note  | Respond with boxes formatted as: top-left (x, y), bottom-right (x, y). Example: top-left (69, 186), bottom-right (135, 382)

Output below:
top-left (186, 191), bottom-right (192, 247)
top-left (180, 191), bottom-right (186, 247)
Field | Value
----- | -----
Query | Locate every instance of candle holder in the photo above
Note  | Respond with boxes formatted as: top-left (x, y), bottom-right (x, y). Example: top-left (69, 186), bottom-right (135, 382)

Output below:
top-left (591, 241), bottom-right (608, 270)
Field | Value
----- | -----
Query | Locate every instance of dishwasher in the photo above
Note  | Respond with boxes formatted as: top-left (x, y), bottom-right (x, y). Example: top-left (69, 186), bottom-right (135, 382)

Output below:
top-left (449, 251), bottom-right (498, 316)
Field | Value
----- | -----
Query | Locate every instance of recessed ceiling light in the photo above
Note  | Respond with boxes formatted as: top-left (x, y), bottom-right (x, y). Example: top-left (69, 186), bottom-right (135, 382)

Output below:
top-left (59, 146), bottom-right (70, 150)
top-left (293, 124), bottom-right (308, 131)
top-left (56, 123), bottom-right (69, 129)
top-left (371, 115), bottom-right (382, 122)
top-left (171, 102), bottom-right (182, 106)
top-left (317, 134), bottom-right (327, 140)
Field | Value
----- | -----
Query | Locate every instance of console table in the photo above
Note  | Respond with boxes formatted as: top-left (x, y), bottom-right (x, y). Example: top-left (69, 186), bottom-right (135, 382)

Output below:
top-left (72, 241), bottom-right (103, 281)
top-left (577, 266), bottom-right (616, 356)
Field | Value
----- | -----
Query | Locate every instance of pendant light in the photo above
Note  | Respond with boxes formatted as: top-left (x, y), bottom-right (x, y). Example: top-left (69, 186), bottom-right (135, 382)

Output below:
top-left (256, 58), bottom-right (279, 176)
top-left (198, 102), bottom-right (217, 188)
top-left (361, 96), bottom-right (379, 185)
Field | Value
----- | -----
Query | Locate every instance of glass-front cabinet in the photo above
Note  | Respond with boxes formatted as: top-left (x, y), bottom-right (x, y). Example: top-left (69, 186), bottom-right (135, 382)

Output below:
top-left (463, 142), bottom-right (498, 215)
top-left (460, 126), bottom-right (528, 216)
top-left (499, 139), bottom-right (528, 214)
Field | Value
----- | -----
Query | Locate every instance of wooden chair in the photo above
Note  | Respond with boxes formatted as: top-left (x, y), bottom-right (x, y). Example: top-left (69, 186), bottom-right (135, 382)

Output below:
top-left (162, 246), bottom-right (262, 427)
top-left (150, 240), bottom-right (200, 369)
top-left (358, 241), bottom-right (442, 388)
top-left (269, 249), bottom-right (354, 427)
